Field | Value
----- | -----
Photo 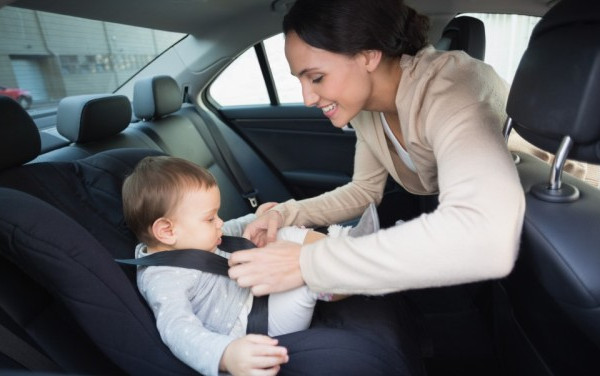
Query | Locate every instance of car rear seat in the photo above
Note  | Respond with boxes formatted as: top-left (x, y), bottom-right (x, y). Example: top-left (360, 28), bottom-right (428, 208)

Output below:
top-left (130, 74), bottom-right (293, 218)
top-left (33, 93), bottom-right (161, 163)
top-left (31, 75), bottom-right (293, 219)
top-left (0, 95), bottom-right (418, 375)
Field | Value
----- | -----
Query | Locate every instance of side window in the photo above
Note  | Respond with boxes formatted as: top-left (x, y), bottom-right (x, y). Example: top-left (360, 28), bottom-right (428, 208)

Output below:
top-left (209, 34), bottom-right (302, 107)
top-left (210, 14), bottom-right (541, 108)
top-left (263, 34), bottom-right (302, 104)
top-left (209, 48), bottom-right (270, 106)
top-left (461, 13), bottom-right (540, 84)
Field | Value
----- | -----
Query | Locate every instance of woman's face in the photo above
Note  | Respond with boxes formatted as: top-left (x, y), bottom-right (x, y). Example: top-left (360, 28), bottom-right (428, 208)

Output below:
top-left (285, 32), bottom-right (375, 128)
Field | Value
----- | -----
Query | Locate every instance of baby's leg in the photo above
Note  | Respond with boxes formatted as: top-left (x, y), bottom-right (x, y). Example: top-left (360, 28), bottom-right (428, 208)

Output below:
top-left (267, 285), bottom-right (319, 336)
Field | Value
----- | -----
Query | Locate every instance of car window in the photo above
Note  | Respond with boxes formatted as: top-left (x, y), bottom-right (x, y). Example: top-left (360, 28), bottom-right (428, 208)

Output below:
top-left (208, 47), bottom-right (271, 106)
top-left (209, 13), bottom-right (540, 107)
top-left (461, 13), bottom-right (540, 84)
top-left (0, 6), bottom-right (185, 122)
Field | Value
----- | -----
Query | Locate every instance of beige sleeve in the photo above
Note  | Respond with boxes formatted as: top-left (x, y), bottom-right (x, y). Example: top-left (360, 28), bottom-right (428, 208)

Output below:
top-left (299, 102), bottom-right (525, 295)
top-left (274, 127), bottom-right (389, 228)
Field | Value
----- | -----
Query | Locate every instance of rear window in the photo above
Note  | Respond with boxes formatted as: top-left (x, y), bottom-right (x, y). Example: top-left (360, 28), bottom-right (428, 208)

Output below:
top-left (0, 6), bottom-right (185, 121)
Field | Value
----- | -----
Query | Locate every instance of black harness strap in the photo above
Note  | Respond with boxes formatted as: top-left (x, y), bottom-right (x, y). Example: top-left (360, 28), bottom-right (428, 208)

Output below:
top-left (115, 236), bottom-right (268, 335)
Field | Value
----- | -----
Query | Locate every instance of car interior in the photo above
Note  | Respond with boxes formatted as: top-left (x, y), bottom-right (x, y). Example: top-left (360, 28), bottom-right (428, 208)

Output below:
top-left (0, 0), bottom-right (599, 375)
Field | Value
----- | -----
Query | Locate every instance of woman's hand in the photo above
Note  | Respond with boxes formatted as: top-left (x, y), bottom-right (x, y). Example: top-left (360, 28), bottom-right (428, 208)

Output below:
top-left (229, 240), bottom-right (304, 296)
top-left (255, 201), bottom-right (278, 216)
top-left (220, 334), bottom-right (288, 376)
top-left (243, 209), bottom-right (284, 247)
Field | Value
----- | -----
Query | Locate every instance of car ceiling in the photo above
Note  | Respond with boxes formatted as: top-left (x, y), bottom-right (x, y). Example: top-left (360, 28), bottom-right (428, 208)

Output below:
top-left (8, 0), bottom-right (556, 35)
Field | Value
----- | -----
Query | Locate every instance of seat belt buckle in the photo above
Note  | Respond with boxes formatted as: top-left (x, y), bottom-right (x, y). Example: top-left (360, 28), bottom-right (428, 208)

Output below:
top-left (243, 190), bottom-right (259, 208)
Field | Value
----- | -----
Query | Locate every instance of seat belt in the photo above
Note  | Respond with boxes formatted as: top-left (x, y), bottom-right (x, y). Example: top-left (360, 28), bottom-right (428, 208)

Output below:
top-left (0, 322), bottom-right (62, 372)
top-left (115, 236), bottom-right (268, 335)
top-left (188, 108), bottom-right (259, 209)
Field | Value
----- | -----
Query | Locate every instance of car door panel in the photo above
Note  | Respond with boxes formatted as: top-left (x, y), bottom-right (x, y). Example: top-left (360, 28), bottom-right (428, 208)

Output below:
top-left (218, 105), bottom-right (429, 227)
top-left (219, 105), bottom-right (356, 199)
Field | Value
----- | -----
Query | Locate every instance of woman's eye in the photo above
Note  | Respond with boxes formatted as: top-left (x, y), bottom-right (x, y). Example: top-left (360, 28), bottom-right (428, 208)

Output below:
top-left (312, 76), bottom-right (323, 84)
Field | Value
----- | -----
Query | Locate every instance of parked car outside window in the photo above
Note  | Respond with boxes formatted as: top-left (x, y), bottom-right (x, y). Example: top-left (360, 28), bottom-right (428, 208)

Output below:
top-left (0, 85), bottom-right (32, 108)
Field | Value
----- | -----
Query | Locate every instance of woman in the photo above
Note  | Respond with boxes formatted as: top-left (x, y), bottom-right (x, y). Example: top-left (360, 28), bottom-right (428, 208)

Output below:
top-left (229, 0), bottom-right (525, 300)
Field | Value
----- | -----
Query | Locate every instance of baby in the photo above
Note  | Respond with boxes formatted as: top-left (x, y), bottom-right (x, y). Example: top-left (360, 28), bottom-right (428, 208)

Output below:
top-left (122, 156), bottom-right (336, 376)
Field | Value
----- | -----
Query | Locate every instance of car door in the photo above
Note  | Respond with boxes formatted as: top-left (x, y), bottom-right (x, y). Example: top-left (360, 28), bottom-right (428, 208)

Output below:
top-left (207, 35), bottom-right (419, 226)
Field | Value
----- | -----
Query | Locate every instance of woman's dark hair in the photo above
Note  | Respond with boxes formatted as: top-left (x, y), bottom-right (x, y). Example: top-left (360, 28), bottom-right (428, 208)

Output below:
top-left (283, 0), bottom-right (430, 57)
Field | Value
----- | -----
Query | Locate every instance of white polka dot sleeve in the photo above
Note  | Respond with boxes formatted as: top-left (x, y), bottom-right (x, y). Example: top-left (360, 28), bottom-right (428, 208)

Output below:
top-left (139, 267), bottom-right (234, 376)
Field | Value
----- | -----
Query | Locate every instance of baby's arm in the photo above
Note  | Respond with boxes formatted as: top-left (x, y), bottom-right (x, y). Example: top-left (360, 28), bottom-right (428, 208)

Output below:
top-left (220, 334), bottom-right (288, 375)
top-left (139, 267), bottom-right (234, 376)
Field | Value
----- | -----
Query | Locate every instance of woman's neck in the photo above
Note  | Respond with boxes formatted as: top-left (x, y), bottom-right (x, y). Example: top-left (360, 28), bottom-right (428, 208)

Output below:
top-left (366, 57), bottom-right (403, 114)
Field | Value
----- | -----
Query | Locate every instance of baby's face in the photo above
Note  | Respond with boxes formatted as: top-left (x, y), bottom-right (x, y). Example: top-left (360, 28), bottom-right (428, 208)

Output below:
top-left (170, 186), bottom-right (224, 252)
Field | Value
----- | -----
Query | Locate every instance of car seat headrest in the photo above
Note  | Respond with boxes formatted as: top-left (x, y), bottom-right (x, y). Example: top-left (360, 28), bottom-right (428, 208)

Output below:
top-left (507, 0), bottom-right (600, 164)
top-left (436, 16), bottom-right (486, 60)
top-left (57, 94), bottom-right (132, 143)
top-left (0, 96), bottom-right (41, 170)
top-left (132, 75), bottom-right (182, 120)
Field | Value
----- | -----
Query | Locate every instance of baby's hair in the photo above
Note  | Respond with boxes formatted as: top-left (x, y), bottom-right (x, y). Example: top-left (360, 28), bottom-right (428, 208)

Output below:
top-left (283, 0), bottom-right (429, 57)
top-left (122, 156), bottom-right (217, 246)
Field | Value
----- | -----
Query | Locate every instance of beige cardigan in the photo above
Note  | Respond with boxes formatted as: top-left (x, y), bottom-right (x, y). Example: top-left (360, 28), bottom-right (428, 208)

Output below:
top-left (275, 46), bottom-right (526, 295)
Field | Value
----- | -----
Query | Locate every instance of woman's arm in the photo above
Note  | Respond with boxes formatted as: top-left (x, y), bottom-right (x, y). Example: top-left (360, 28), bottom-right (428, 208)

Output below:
top-left (232, 99), bottom-right (525, 296)
top-left (274, 130), bottom-right (388, 228)
top-left (298, 99), bottom-right (525, 294)
top-left (243, 127), bottom-right (388, 245)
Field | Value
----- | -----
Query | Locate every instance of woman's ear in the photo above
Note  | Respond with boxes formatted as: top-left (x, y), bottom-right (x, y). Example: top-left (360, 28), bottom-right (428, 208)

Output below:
top-left (152, 217), bottom-right (177, 246)
top-left (361, 50), bottom-right (383, 73)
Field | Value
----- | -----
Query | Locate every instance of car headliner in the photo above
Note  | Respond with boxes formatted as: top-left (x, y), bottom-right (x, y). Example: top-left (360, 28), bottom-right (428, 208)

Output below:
top-left (2, 0), bottom-right (555, 104)
top-left (7, 0), bottom-right (554, 36)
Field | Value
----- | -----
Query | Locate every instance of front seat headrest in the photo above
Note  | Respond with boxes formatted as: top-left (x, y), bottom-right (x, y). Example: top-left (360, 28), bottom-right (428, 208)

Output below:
top-left (507, 0), bottom-right (600, 163)
top-left (57, 94), bottom-right (132, 143)
top-left (0, 96), bottom-right (41, 170)
top-left (436, 16), bottom-right (486, 60)
top-left (132, 75), bottom-right (182, 120)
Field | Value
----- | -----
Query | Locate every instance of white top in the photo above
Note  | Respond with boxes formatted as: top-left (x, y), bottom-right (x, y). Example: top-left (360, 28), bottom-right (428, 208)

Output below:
top-left (380, 112), bottom-right (417, 172)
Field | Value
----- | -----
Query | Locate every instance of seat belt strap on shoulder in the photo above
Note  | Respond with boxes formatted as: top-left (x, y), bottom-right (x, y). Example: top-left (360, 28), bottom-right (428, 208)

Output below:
top-left (115, 236), bottom-right (268, 335)
top-left (116, 249), bottom-right (230, 276)
top-left (192, 109), bottom-right (259, 209)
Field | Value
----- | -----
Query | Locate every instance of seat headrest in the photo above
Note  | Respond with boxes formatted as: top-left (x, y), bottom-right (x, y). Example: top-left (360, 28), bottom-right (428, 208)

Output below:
top-left (436, 16), bottom-right (486, 60)
top-left (57, 94), bottom-right (132, 143)
top-left (132, 75), bottom-right (182, 120)
top-left (507, 0), bottom-right (600, 163)
top-left (0, 96), bottom-right (41, 170)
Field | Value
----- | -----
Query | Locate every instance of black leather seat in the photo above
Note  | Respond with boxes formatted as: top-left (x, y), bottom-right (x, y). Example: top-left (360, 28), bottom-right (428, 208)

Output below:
top-left (435, 15), bottom-right (486, 60)
top-left (496, 0), bottom-right (600, 374)
top-left (34, 93), bottom-right (161, 163)
top-left (0, 91), bottom-right (422, 374)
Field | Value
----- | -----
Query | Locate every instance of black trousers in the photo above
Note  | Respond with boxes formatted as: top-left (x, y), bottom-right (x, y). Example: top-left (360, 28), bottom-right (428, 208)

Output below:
top-left (276, 293), bottom-right (424, 376)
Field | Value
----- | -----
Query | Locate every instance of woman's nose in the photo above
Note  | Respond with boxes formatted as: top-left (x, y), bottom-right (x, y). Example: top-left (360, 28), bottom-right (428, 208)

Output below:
top-left (302, 85), bottom-right (319, 107)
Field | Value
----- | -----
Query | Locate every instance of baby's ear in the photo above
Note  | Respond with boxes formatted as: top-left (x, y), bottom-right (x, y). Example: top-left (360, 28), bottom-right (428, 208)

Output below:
top-left (151, 217), bottom-right (177, 245)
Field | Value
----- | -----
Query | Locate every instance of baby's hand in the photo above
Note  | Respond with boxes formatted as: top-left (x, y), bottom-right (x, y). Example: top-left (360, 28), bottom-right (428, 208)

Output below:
top-left (220, 334), bottom-right (288, 376)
